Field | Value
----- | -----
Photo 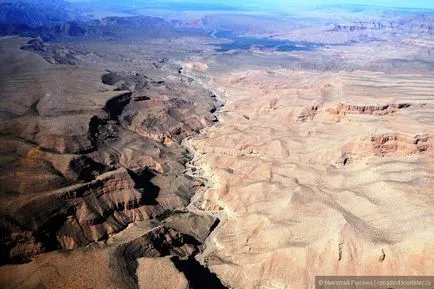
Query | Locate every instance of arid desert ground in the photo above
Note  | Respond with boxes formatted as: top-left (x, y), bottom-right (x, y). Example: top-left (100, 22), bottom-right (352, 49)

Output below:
top-left (0, 1), bottom-right (433, 288)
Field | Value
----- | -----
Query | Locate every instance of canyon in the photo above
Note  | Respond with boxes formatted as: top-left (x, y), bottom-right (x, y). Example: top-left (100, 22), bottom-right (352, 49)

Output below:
top-left (185, 68), bottom-right (434, 288)
top-left (0, 1), bottom-right (433, 288)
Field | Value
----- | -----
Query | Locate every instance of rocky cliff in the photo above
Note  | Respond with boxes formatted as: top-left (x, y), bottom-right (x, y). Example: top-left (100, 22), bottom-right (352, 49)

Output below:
top-left (0, 37), bottom-right (219, 267)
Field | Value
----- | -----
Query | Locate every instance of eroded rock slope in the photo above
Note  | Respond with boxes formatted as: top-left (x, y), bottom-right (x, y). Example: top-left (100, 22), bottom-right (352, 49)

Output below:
top-left (188, 67), bottom-right (434, 289)
top-left (0, 36), bottom-right (219, 275)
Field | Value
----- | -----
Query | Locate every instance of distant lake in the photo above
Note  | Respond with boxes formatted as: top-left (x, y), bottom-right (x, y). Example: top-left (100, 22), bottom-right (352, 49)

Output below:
top-left (211, 30), bottom-right (320, 52)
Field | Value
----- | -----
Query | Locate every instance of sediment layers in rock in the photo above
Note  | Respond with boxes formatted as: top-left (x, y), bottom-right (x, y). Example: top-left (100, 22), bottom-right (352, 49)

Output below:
top-left (0, 37), bottom-right (219, 266)
top-left (190, 69), bottom-right (434, 289)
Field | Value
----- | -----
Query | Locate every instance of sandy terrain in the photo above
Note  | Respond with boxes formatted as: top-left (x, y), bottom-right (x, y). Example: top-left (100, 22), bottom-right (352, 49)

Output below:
top-left (186, 68), bottom-right (434, 289)
top-left (1, 2), bottom-right (434, 288)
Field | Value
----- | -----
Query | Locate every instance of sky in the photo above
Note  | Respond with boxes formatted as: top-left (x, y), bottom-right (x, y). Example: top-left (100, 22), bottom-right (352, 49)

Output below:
top-left (66, 0), bottom-right (434, 10)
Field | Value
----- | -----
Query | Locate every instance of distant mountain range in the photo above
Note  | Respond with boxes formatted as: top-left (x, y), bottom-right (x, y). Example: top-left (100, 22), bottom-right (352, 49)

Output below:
top-left (1, 0), bottom-right (433, 42)
top-left (0, 0), bottom-right (78, 27)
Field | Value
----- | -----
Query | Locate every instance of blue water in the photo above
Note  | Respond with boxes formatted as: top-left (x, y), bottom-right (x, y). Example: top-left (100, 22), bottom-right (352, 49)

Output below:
top-left (211, 30), bottom-right (320, 52)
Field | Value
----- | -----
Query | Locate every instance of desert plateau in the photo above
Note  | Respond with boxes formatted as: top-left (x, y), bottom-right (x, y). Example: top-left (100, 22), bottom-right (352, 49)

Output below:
top-left (0, 0), bottom-right (433, 288)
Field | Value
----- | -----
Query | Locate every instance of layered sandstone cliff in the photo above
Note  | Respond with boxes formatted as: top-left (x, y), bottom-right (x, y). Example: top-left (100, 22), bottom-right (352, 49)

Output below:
top-left (188, 68), bottom-right (434, 289)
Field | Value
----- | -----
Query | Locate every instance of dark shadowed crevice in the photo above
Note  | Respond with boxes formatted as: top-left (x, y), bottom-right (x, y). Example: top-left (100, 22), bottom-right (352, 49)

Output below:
top-left (127, 169), bottom-right (160, 206)
top-left (104, 92), bottom-right (132, 120)
top-left (134, 95), bottom-right (151, 101)
top-left (171, 256), bottom-right (228, 289)
top-left (209, 218), bottom-right (220, 233)
top-left (69, 156), bottom-right (107, 182)
top-left (110, 227), bottom-right (203, 289)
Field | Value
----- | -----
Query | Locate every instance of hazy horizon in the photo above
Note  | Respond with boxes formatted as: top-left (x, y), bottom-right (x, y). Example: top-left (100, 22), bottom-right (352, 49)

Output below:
top-left (65, 0), bottom-right (434, 10)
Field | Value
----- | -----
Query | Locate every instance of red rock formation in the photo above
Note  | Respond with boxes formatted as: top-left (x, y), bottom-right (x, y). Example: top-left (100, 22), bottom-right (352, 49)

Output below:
top-left (327, 103), bottom-right (416, 120)
top-left (343, 134), bottom-right (432, 157)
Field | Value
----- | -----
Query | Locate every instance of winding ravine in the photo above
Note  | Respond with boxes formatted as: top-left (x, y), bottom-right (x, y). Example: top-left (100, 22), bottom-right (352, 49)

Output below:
top-left (178, 68), bottom-right (231, 285)
top-left (99, 66), bottom-right (230, 289)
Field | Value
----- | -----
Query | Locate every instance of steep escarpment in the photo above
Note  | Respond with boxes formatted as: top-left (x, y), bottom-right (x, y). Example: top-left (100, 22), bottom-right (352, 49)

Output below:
top-left (1, 5), bottom-right (434, 288)
top-left (0, 211), bottom-right (222, 289)
top-left (110, 213), bottom-right (222, 289)
top-left (327, 103), bottom-right (420, 121)
top-left (343, 133), bottom-right (432, 157)
top-left (2, 167), bottom-right (163, 263)
top-left (188, 68), bottom-right (434, 289)
top-left (0, 37), bottom-right (220, 269)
